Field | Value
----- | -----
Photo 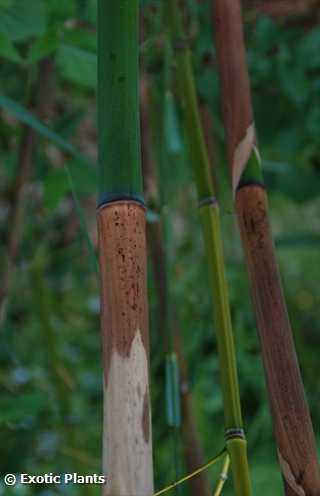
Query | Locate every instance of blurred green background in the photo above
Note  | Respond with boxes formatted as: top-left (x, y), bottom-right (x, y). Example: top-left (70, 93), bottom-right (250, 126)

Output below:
top-left (1, 0), bottom-right (320, 494)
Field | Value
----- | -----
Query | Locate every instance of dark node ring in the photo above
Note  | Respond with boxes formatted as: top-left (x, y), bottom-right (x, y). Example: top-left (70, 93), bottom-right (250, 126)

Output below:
top-left (98, 194), bottom-right (146, 209)
top-left (198, 196), bottom-right (218, 208)
top-left (225, 428), bottom-right (246, 441)
top-left (236, 180), bottom-right (265, 192)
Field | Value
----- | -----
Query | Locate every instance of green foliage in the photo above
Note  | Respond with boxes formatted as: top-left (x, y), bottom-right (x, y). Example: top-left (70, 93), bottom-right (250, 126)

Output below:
top-left (0, 31), bottom-right (21, 62)
top-left (57, 44), bottom-right (97, 89)
top-left (0, 0), bottom-right (47, 42)
top-left (27, 30), bottom-right (59, 65)
top-left (0, 392), bottom-right (47, 425)
top-left (0, 96), bottom-right (91, 162)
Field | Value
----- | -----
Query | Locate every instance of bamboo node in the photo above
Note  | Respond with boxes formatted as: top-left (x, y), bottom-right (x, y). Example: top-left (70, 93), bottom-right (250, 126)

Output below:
top-left (225, 428), bottom-right (246, 441)
top-left (198, 196), bottom-right (218, 208)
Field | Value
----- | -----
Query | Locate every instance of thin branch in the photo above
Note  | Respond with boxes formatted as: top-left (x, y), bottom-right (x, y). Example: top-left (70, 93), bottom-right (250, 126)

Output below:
top-left (141, 75), bottom-right (212, 496)
top-left (0, 58), bottom-right (55, 327)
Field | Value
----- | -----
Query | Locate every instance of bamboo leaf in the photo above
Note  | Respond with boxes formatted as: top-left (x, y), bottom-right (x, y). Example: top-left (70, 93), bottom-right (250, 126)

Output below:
top-left (57, 44), bottom-right (97, 89)
top-left (0, 392), bottom-right (47, 424)
top-left (0, 94), bottom-right (98, 274)
top-left (0, 31), bottom-right (22, 62)
top-left (0, 0), bottom-right (14, 8)
top-left (165, 354), bottom-right (181, 427)
top-left (43, 159), bottom-right (96, 211)
top-left (0, 94), bottom-right (91, 164)
top-left (298, 29), bottom-right (320, 69)
top-left (164, 91), bottom-right (182, 155)
top-left (43, 169), bottom-right (69, 211)
top-left (27, 30), bottom-right (59, 64)
top-left (0, 0), bottom-right (47, 41)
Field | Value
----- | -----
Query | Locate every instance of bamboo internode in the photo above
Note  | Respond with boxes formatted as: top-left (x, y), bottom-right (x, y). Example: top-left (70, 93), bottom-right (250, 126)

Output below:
top-left (98, 201), bottom-right (153, 495)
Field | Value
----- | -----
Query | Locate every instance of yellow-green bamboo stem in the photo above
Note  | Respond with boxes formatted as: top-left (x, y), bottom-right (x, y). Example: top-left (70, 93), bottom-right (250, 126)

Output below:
top-left (164, 1), bottom-right (252, 494)
top-left (213, 454), bottom-right (230, 496)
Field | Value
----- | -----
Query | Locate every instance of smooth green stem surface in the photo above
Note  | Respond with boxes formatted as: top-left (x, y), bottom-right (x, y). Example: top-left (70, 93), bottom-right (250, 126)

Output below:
top-left (164, 1), bottom-right (213, 201)
top-left (199, 205), bottom-right (242, 429)
top-left (98, 0), bottom-right (143, 204)
top-left (165, 1), bottom-right (252, 494)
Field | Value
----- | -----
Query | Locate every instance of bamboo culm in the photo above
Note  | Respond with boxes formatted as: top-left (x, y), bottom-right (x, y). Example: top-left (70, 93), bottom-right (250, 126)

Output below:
top-left (97, 2), bottom-right (154, 494)
top-left (212, 1), bottom-right (320, 494)
top-left (141, 77), bottom-right (212, 496)
top-left (165, 1), bottom-right (252, 494)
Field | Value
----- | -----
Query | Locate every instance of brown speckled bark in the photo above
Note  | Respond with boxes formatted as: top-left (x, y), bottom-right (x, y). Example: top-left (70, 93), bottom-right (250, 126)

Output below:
top-left (98, 201), bottom-right (153, 496)
top-left (98, 201), bottom-right (150, 380)
top-left (236, 185), bottom-right (320, 495)
top-left (213, 0), bottom-right (320, 490)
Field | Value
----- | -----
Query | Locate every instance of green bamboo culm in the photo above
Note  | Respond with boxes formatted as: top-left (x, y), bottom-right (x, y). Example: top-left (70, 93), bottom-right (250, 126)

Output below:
top-left (97, 2), bottom-right (154, 493)
top-left (164, 1), bottom-right (252, 494)
top-left (98, 0), bottom-right (143, 205)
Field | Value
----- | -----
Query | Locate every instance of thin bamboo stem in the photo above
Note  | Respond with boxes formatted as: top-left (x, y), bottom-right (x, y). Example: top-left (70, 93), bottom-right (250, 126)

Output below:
top-left (164, 2), bottom-right (252, 494)
top-left (141, 77), bottom-right (211, 496)
top-left (31, 256), bottom-right (94, 496)
top-left (97, 2), bottom-right (154, 494)
top-left (212, 1), bottom-right (320, 494)
top-left (213, 455), bottom-right (231, 496)
top-left (0, 58), bottom-right (54, 327)
top-left (153, 449), bottom-right (227, 496)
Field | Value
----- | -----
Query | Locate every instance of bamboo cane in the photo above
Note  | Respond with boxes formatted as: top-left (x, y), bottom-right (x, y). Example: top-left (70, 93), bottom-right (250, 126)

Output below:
top-left (164, 1), bottom-right (252, 494)
top-left (97, 2), bottom-right (154, 494)
top-left (212, 1), bottom-right (320, 494)
top-left (141, 77), bottom-right (212, 496)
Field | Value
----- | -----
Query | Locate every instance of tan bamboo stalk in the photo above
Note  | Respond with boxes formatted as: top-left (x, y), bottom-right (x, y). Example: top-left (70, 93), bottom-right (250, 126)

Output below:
top-left (212, 1), bottom-right (320, 494)
top-left (141, 77), bottom-right (211, 496)
top-left (97, 2), bottom-right (154, 494)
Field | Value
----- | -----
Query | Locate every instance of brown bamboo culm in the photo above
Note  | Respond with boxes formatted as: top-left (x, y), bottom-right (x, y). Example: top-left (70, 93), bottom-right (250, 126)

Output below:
top-left (212, 1), bottom-right (320, 494)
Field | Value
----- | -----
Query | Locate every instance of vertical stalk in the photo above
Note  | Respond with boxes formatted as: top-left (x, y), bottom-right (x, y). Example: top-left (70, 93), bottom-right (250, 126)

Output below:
top-left (0, 58), bottom-right (54, 327)
top-left (31, 257), bottom-right (94, 496)
top-left (97, 2), bottom-right (154, 495)
top-left (173, 320), bottom-right (212, 496)
top-left (164, 2), bottom-right (252, 494)
top-left (141, 77), bottom-right (211, 496)
top-left (212, 1), bottom-right (320, 494)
